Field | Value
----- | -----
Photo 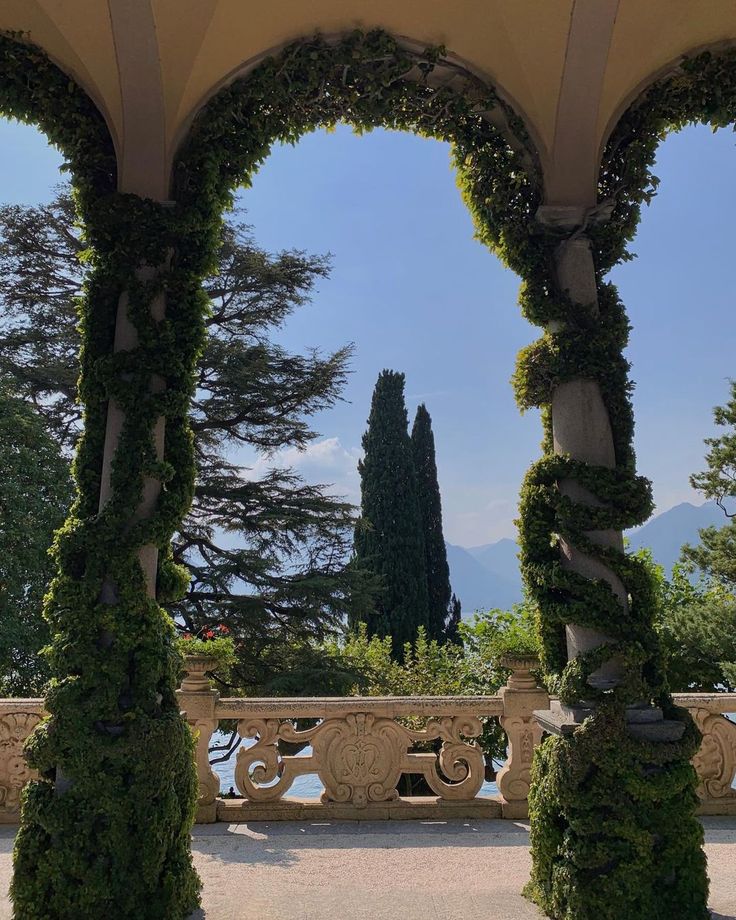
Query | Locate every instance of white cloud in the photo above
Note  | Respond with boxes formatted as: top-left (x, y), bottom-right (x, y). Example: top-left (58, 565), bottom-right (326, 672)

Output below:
top-left (248, 437), bottom-right (362, 502)
top-left (444, 497), bottom-right (518, 547)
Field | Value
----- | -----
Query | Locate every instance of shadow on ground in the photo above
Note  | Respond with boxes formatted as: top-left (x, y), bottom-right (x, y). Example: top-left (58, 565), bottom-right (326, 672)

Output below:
top-left (0, 830), bottom-right (14, 858)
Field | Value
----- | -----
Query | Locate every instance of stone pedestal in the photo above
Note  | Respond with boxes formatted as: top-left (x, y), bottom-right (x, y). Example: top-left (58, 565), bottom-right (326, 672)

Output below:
top-left (177, 656), bottom-right (221, 823)
top-left (534, 699), bottom-right (686, 742)
top-left (497, 658), bottom-right (549, 818)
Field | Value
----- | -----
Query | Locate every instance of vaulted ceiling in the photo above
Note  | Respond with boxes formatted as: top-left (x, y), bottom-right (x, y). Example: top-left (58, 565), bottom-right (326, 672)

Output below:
top-left (2, 1), bottom-right (735, 200)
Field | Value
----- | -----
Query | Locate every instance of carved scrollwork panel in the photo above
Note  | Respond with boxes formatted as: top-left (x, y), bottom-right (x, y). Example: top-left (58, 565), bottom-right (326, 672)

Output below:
top-left (234, 718), bottom-right (319, 801)
top-left (192, 718), bottom-right (220, 805)
top-left (0, 711), bottom-right (42, 817)
top-left (314, 713), bottom-right (404, 805)
top-left (690, 708), bottom-right (736, 801)
top-left (404, 715), bottom-right (485, 800)
top-left (497, 715), bottom-right (543, 802)
top-left (230, 708), bottom-right (494, 807)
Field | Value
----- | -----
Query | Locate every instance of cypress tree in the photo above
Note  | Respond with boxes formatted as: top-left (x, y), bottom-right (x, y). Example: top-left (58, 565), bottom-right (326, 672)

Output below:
top-left (354, 371), bottom-right (429, 658)
top-left (411, 403), bottom-right (454, 642)
top-left (445, 593), bottom-right (462, 645)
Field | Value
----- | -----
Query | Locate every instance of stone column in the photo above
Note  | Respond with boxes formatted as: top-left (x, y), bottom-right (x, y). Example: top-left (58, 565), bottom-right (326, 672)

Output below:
top-left (97, 268), bottom-right (167, 592)
top-left (99, 0), bottom-right (171, 594)
top-left (549, 233), bottom-right (627, 695)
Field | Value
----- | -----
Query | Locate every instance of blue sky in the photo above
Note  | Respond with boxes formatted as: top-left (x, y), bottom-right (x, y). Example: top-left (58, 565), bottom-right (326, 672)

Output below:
top-left (1, 119), bottom-right (733, 547)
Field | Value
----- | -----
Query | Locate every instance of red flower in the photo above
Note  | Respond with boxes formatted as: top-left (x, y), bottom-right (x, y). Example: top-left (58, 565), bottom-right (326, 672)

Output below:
top-left (218, 625), bottom-right (230, 634)
top-left (182, 633), bottom-right (192, 640)
top-left (204, 629), bottom-right (215, 639)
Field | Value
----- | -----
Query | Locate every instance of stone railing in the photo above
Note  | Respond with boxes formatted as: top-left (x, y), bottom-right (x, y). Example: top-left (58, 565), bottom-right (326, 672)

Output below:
top-left (0, 699), bottom-right (44, 824)
top-left (670, 693), bottom-right (736, 814)
top-left (1, 669), bottom-right (734, 824)
top-left (178, 655), bottom-right (547, 822)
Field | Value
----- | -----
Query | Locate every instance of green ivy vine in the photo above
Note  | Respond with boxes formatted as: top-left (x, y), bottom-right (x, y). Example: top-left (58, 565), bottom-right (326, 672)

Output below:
top-left (2, 22), bottom-right (721, 920)
top-left (1, 32), bottom-right (201, 919)
top-left (522, 46), bottom-right (736, 919)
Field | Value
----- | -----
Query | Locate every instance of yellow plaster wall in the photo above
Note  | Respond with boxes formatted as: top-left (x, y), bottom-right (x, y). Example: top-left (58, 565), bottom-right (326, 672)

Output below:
top-left (0, 0), bottom-right (122, 151)
top-left (153, 0), bottom-right (572, 159)
top-left (599, 0), bottom-right (736, 148)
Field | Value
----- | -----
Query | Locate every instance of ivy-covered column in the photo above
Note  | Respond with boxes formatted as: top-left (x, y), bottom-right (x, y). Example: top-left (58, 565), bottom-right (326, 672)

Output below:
top-left (9, 106), bottom-right (202, 920)
top-left (519, 209), bottom-right (709, 918)
top-left (11, 193), bottom-right (202, 918)
top-left (0, 24), bottom-right (204, 919)
top-left (545, 229), bottom-right (627, 692)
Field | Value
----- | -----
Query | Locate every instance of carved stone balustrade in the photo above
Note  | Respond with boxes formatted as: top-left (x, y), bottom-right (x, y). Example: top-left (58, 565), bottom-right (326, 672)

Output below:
top-left (217, 696), bottom-right (501, 820)
top-left (496, 657), bottom-right (548, 819)
top-left (0, 699), bottom-right (44, 824)
top-left (672, 693), bottom-right (736, 815)
top-left (1, 682), bottom-right (734, 824)
top-left (176, 655), bottom-right (221, 823)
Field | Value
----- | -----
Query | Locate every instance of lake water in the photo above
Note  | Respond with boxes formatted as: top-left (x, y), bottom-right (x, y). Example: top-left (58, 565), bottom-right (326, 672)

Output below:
top-left (211, 714), bottom-right (736, 799)
top-left (211, 732), bottom-right (500, 799)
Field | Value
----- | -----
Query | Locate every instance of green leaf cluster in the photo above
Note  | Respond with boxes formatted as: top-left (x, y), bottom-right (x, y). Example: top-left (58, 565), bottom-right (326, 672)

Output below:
top-left (459, 604), bottom-right (541, 663)
top-left (1, 32), bottom-right (200, 919)
top-left (528, 705), bottom-right (707, 920)
top-left (0, 385), bottom-right (72, 695)
top-left (682, 380), bottom-right (736, 590)
top-left (633, 548), bottom-right (736, 692)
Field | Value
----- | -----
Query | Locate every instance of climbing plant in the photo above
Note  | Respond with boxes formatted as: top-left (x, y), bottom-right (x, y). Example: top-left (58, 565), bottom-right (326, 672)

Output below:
top-left (2, 32), bottom-right (201, 919)
top-left (4, 22), bottom-right (719, 920)
top-left (522, 47), bottom-right (736, 918)
top-left (174, 31), bottom-right (709, 915)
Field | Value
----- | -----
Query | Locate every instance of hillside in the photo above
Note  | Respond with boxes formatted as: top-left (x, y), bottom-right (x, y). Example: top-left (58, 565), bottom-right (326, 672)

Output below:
top-left (446, 501), bottom-right (726, 616)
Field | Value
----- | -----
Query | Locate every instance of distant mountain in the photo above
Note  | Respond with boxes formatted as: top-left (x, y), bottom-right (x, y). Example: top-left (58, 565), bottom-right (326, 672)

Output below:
top-left (445, 541), bottom-right (522, 616)
top-left (627, 500), bottom-right (726, 572)
top-left (466, 538), bottom-right (521, 580)
top-left (446, 501), bottom-right (727, 616)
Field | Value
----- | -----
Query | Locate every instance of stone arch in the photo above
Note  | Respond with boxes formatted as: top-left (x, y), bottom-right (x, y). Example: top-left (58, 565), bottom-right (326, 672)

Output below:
top-left (599, 39), bottom-right (736, 172)
top-left (0, 32), bottom-right (116, 210)
top-left (170, 30), bottom-right (545, 188)
top-left (598, 43), bottom-right (736, 273)
top-left (170, 30), bottom-right (543, 284)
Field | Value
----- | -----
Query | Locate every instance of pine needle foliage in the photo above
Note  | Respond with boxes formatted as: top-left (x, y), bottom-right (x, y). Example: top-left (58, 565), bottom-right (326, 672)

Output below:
top-left (0, 384), bottom-right (72, 695)
top-left (0, 188), bottom-right (372, 694)
top-left (682, 380), bottom-right (736, 590)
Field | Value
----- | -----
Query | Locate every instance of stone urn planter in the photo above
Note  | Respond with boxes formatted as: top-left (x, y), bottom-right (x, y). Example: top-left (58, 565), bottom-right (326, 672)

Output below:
top-left (498, 655), bottom-right (540, 691)
top-left (180, 654), bottom-right (219, 692)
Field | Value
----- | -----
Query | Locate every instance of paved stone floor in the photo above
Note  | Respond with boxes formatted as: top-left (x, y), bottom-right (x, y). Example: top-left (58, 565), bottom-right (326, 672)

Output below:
top-left (1, 818), bottom-right (735, 919)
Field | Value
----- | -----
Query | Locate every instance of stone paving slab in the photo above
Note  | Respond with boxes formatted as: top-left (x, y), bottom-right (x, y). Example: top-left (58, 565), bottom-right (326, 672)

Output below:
top-left (1, 818), bottom-right (735, 919)
top-left (190, 819), bottom-right (541, 920)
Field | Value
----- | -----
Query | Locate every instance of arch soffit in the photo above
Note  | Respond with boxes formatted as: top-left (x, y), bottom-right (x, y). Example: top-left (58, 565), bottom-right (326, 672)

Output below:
top-left (170, 31), bottom-right (546, 189)
top-left (0, 1), bottom-right (121, 164)
top-left (161, 1), bottom-right (570, 161)
top-left (599, 38), bottom-right (736, 171)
